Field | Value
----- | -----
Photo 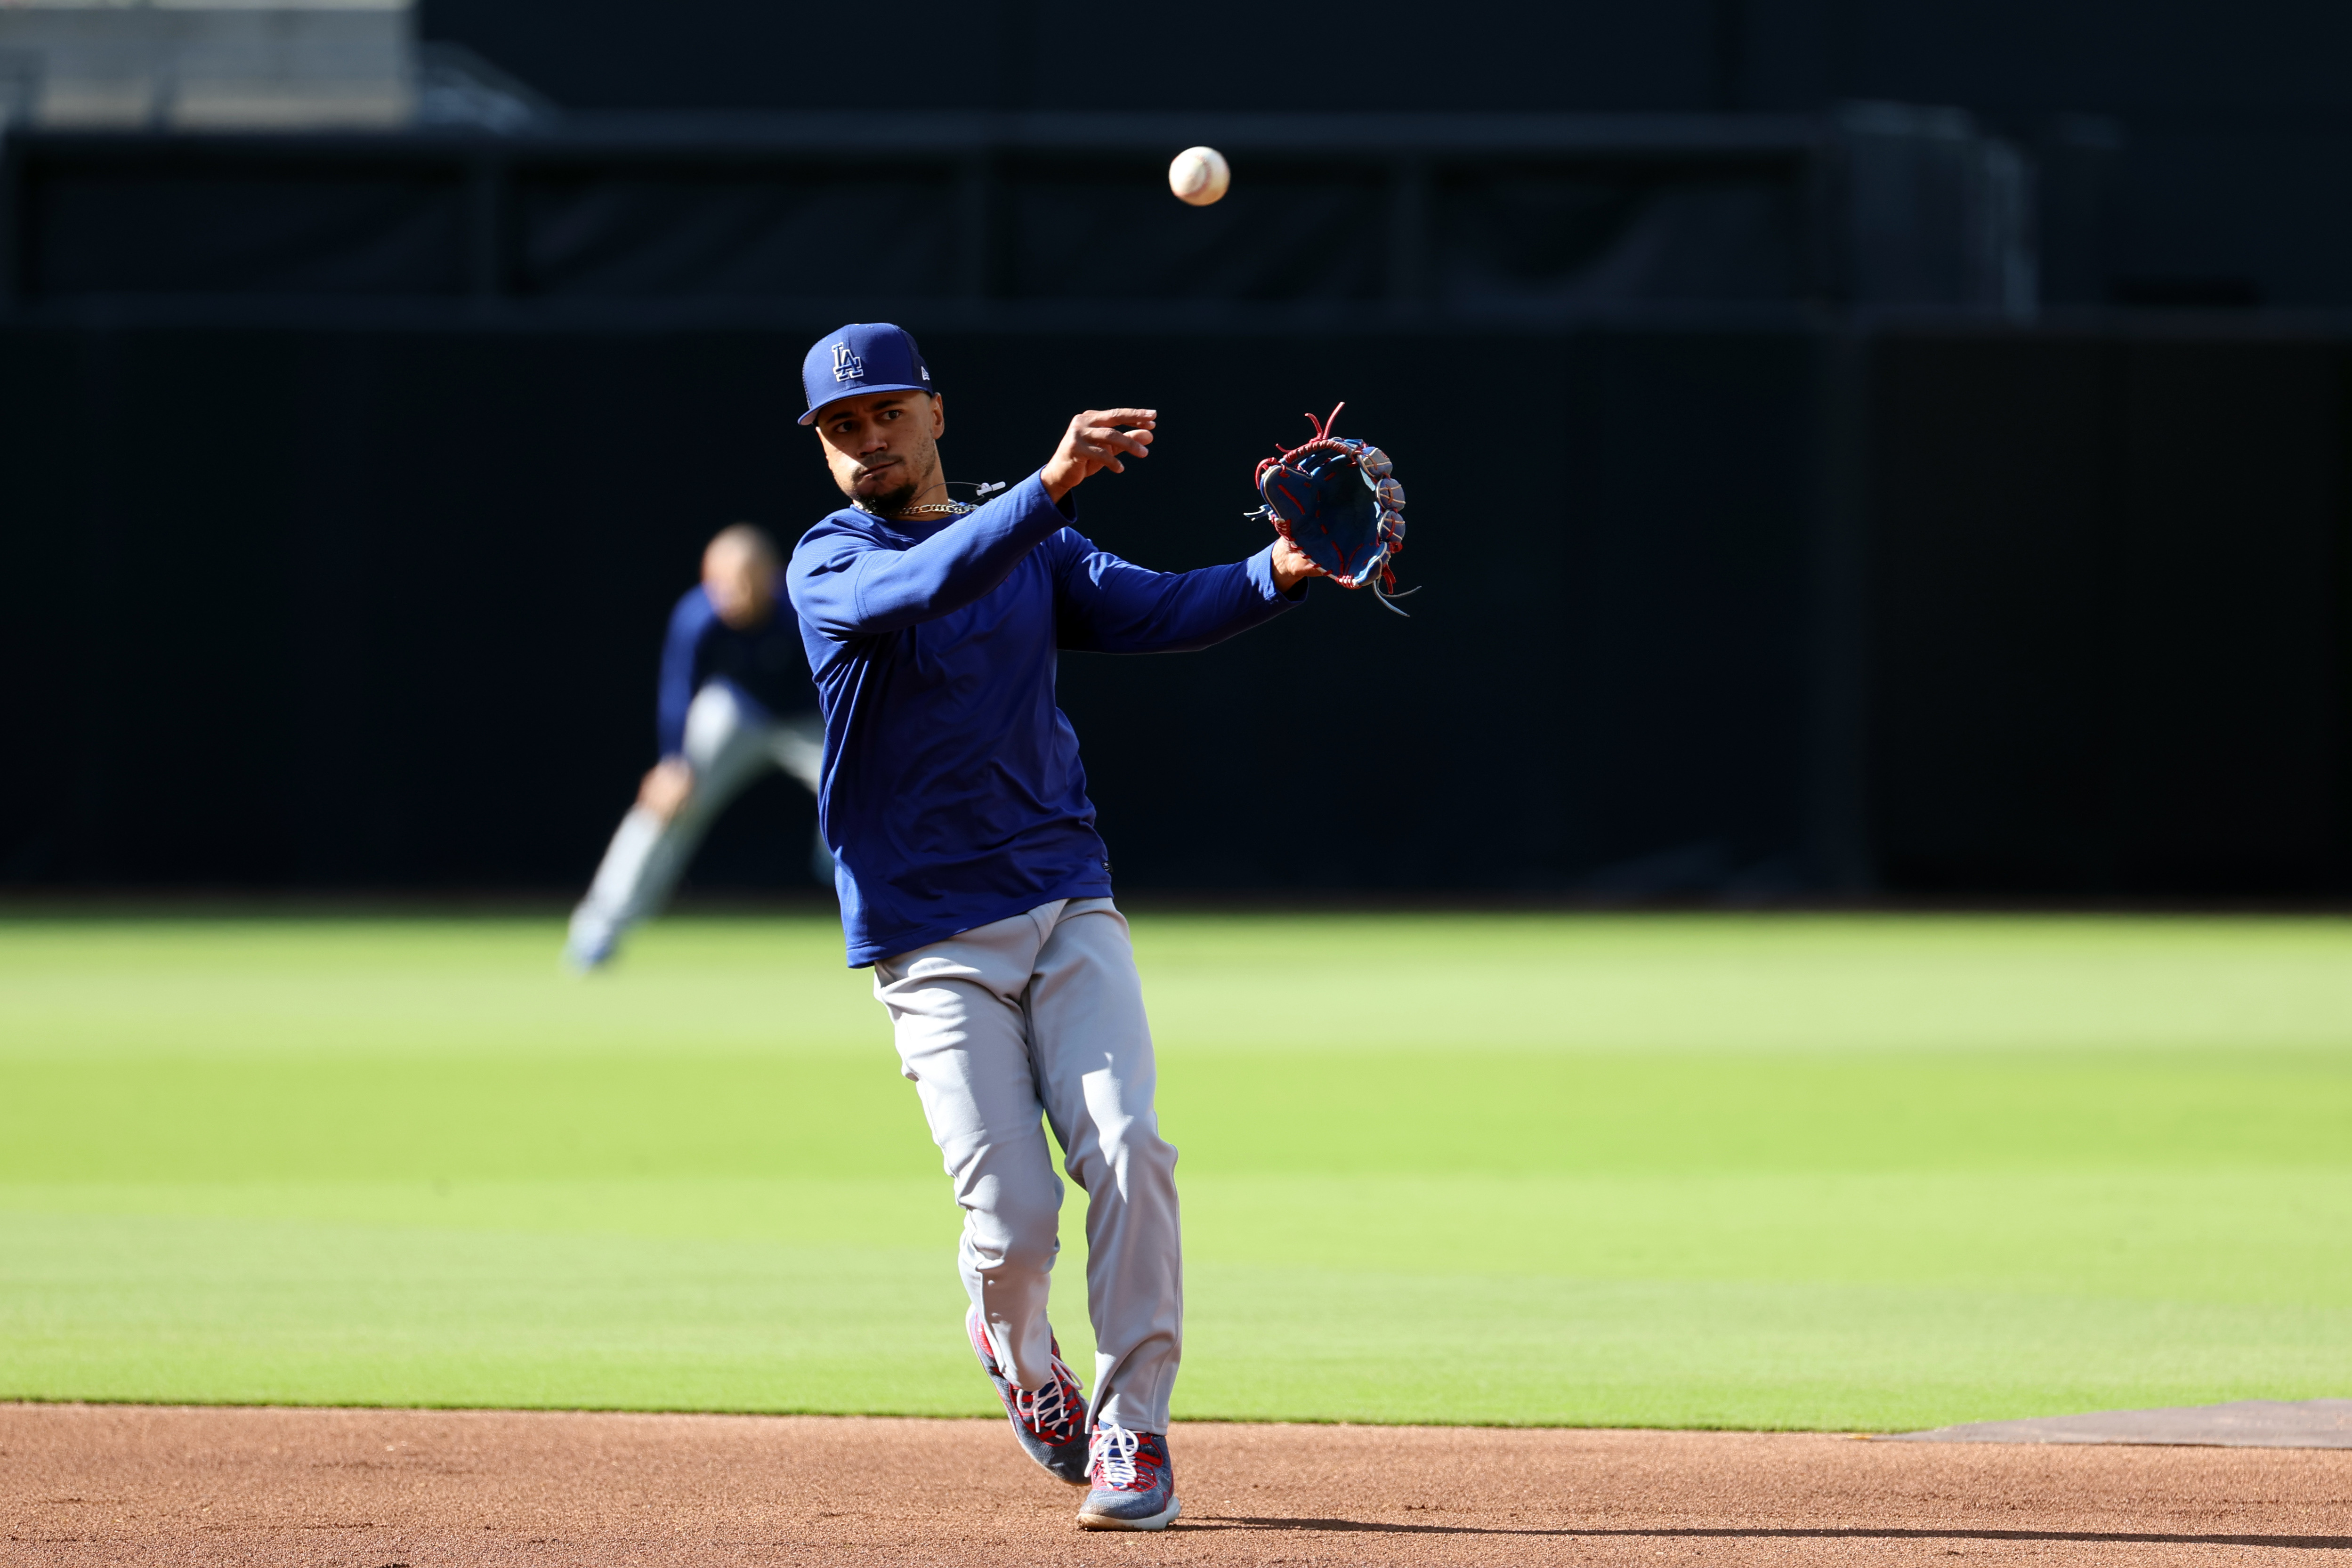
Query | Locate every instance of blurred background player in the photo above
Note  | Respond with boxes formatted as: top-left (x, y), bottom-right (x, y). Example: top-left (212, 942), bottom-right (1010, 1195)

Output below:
top-left (565, 524), bottom-right (826, 970)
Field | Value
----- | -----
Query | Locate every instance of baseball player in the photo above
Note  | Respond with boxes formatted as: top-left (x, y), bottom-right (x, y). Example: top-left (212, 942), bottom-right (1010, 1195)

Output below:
top-left (787, 323), bottom-right (1326, 1531)
top-left (565, 524), bottom-right (826, 971)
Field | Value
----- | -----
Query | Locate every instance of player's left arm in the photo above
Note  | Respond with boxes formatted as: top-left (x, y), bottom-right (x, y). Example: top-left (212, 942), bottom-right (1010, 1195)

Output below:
top-left (1051, 533), bottom-right (1323, 655)
top-left (653, 593), bottom-right (709, 760)
top-left (639, 592), bottom-right (711, 821)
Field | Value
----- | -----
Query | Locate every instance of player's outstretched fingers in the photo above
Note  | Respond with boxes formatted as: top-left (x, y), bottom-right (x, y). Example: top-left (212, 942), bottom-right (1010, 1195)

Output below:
top-left (1073, 410), bottom-right (1155, 469)
top-left (1045, 409), bottom-right (1158, 497)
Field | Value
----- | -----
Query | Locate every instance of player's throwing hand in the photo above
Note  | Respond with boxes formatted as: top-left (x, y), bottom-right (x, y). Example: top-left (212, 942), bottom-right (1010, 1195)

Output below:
top-left (1041, 408), bottom-right (1157, 501)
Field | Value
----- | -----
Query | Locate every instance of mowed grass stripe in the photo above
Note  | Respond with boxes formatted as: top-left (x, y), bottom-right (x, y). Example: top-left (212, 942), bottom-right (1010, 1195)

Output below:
top-left (10, 913), bottom-right (2352, 1059)
top-left (0, 912), bottom-right (2347, 1428)
top-left (3, 1185), bottom-right (2344, 1430)
top-left (7, 1049), bottom-right (2349, 1180)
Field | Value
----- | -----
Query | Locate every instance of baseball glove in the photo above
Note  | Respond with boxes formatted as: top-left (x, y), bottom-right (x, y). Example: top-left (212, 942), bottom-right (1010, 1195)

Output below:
top-left (1248, 403), bottom-right (1414, 616)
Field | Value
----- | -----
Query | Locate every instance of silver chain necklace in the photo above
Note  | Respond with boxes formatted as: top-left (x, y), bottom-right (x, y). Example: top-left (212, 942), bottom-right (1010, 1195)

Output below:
top-left (857, 480), bottom-right (1002, 520)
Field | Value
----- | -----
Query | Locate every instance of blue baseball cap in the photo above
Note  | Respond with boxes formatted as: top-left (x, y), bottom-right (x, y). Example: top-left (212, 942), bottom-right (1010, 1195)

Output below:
top-left (799, 322), bottom-right (935, 426)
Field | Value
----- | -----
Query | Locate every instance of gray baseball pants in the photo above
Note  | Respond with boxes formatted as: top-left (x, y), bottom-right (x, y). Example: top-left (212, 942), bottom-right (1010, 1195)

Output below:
top-left (872, 897), bottom-right (1182, 1435)
top-left (567, 681), bottom-right (827, 961)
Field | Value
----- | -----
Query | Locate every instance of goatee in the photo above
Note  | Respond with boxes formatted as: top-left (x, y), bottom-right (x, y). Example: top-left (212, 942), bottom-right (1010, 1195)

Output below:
top-left (853, 476), bottom-right (921, 517)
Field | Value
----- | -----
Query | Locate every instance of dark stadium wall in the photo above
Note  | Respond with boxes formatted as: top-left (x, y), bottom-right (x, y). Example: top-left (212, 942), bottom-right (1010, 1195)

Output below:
top-left (1863, 328), bottom-right (2352, 895)
top-left (8, 4), bottom-right (2352, 897)
top-left (412, 0), bottom-right (2352, 120)
top-left (4, 318), bottom-right (2345, 897)
top-left (0, 323), bottom-right (1820, 895)
top-left (414, 0), bottom-right (2352, 312)
top-left (413, 2), bottom-right (1732, 116)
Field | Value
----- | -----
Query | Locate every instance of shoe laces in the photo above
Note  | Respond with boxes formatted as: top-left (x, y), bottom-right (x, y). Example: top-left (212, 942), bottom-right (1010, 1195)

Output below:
top-left (1015, 1357), bottom-right (1083, 1440)
top-left (1089, 1421), bottom-right (1160, 1492)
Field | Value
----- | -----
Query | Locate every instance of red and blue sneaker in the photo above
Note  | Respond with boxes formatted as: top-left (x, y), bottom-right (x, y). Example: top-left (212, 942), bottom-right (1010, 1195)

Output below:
top-left (966, 1307), bottom-right (1090, 1486)
top-left (1075, 1422), bottom-right (1180, 1531)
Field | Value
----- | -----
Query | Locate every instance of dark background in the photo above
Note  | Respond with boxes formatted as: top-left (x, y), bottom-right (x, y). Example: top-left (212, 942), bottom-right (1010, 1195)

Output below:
top-left (4, 0), bottom-right (2350, 900)
top-left (419, 0), bottom-right (2352, 313)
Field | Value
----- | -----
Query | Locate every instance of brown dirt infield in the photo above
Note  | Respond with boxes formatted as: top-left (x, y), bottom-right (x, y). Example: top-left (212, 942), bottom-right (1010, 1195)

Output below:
top-left (5, 1403), bottom-right (2347, 1567)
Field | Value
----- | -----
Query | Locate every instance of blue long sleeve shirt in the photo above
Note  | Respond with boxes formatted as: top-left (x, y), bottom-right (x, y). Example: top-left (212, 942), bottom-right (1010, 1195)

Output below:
top-left (655, 586), bottom-right (816, 757)
top-left (788, 469), bottom-right (1303, 966)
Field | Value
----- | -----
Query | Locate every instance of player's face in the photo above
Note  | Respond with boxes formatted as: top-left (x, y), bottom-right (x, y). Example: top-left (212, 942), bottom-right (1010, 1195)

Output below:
top-left (812, 391), bottom-right (946, 513)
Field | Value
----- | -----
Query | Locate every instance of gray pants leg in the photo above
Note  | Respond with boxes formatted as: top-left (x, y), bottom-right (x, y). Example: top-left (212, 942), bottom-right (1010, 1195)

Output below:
top-left (872, 898), bottom-right (1181, 1434)
top-left (567, 685), bottom-right (823, 960)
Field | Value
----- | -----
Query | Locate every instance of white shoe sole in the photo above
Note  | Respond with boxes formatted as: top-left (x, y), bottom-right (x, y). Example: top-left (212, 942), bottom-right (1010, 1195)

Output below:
top-left (1076, 1496), bottom-right (1180, 1532)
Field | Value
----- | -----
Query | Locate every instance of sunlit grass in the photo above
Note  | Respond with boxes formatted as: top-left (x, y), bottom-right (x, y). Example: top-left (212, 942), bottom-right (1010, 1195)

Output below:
top-left (3, 912), bottom-right (2347, 1428)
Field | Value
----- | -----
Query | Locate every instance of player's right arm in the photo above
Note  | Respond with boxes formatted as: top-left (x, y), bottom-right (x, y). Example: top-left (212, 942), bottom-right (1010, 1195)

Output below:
top-left (790, 409), bottom-right (1158, 640)
top-left (788, 478), bottom-right (1067, 638)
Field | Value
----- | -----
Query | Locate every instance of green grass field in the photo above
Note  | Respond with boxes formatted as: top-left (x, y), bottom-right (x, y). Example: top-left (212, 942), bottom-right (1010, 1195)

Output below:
top-left (2, 910), bottom-right (2348, 1431)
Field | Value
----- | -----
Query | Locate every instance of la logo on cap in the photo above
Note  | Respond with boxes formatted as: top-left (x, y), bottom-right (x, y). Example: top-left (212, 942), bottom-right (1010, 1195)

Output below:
top-left (832, 342), bottom-right (865, 383)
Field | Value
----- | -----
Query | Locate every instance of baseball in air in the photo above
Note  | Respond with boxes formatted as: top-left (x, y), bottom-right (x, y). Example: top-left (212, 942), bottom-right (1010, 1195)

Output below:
top-left (1169, 145), bottom-right (1230, 206)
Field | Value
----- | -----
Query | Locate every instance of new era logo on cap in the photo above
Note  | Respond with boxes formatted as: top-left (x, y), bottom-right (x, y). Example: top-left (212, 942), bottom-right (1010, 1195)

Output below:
top-left (800, 323), bottom-right (935, 425)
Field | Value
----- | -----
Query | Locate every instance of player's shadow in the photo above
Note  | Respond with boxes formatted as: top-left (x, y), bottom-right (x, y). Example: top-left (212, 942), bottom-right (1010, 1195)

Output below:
top-left (1194, 1519), bottom-right (2352, 1549)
